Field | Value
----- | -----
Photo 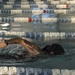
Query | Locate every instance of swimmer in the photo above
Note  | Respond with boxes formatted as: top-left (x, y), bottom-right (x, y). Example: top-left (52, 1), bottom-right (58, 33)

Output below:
top-left (0, 37), bottom-right (65, 57)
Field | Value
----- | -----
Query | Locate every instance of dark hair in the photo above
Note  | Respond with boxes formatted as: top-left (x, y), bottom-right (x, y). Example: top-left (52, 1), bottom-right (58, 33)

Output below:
top-left (50, 44), bottom-right (65, 55)
top-left (42, 44), bottom-right (65, 55)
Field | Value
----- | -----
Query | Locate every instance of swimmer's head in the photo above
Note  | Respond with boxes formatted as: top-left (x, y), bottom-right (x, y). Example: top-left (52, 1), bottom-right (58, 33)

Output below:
top-left (42, 44), bottom-right (65, 55)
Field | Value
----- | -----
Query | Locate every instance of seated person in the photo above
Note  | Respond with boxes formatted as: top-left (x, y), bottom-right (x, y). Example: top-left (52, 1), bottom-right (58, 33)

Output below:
top-left (0, 37), bottom-right (65, 58)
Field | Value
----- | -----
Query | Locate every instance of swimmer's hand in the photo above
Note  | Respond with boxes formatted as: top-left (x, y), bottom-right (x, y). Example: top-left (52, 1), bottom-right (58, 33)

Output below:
top-left (0, 41), bottom-right (7, 48)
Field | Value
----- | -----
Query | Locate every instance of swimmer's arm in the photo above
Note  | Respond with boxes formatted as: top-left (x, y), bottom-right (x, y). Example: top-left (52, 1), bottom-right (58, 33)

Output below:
top-left (0, 38), bottom-right (22, 48)
top-left (0, 41), bottom-right (7, 48)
